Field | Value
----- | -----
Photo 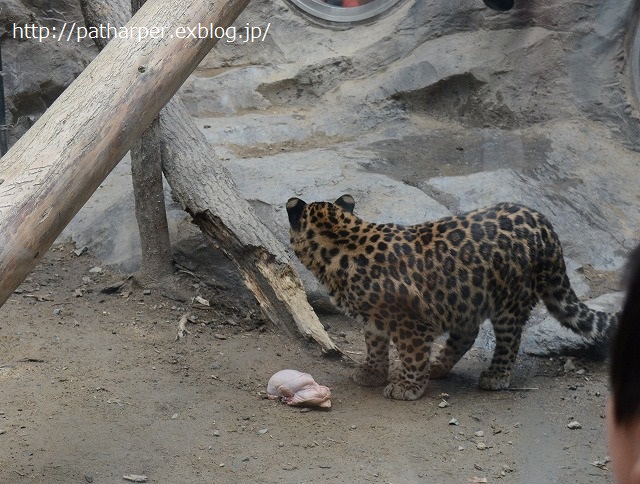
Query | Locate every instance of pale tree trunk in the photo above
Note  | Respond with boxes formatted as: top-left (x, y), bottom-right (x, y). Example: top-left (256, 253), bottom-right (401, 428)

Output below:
top-left (0, 0), bottom-right (251, 306)
top-left (79, 0), bottom-right (339, 353)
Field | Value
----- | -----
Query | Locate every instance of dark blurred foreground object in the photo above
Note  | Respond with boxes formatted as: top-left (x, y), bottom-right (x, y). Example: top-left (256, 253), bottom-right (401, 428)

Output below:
top-left (483, 0), bottom-right (514, 11)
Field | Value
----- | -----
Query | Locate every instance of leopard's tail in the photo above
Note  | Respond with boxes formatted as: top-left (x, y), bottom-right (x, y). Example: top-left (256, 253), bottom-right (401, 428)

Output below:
top-left (541, 270), bottom-right (619, 359)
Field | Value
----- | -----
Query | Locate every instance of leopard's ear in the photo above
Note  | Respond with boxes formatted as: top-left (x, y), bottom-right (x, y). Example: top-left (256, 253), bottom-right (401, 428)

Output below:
top-left (286, 198), bottom-right (307, 231)
top-left (335, 194), bottom-right (355, 214)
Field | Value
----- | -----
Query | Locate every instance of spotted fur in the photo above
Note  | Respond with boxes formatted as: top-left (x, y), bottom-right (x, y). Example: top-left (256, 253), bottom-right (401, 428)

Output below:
top-left (286, 195), bottom-right (617, 400)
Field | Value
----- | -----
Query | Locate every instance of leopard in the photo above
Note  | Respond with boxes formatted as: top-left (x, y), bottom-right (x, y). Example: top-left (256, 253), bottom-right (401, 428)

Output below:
top-left (286, 194), bottom-right (618, 401)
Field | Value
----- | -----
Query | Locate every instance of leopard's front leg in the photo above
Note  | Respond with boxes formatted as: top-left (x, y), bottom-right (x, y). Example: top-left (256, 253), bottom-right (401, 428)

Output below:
top-left (352, 322), bottom-right (389, 387)
top-left (384, 325), bottom-right (435, 401)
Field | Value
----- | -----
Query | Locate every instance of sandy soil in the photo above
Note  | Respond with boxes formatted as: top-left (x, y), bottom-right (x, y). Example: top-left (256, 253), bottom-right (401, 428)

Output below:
top-left (0, 244), bottom-right (616, 483)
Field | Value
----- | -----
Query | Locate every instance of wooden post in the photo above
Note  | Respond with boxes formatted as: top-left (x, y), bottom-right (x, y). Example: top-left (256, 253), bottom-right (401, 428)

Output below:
top-left (0, 0), bottom-right (250, 305)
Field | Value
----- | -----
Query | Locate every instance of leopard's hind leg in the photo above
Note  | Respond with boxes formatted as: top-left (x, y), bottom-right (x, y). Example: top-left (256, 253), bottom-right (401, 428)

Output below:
top-left (479, 311), bottom-right (527, 390)
top-left (430, 322), bottom-right (481, 379)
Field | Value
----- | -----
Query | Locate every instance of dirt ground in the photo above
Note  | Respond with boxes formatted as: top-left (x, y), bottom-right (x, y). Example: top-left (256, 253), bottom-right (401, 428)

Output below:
top-left (0, 244), bottom-right (617, 483)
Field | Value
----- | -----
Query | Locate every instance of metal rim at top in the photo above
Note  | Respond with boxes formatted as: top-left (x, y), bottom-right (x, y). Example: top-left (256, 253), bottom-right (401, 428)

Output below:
top-left (288, 0), bottom-right (402, 23)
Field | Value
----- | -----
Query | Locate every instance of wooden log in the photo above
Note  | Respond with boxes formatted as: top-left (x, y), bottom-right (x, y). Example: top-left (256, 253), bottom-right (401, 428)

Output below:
top-left (158, 98), bottom-right (339, 353)
top-left (0, 0), bottom-right (250, 305)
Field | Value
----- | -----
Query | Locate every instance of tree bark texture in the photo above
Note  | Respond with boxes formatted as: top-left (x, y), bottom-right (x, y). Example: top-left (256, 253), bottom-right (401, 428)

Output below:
top-left (130, 117), bottom-right (174, 283)
top-left (0, 0), bottom-right (251, 306)
top-left (83, 0), bottom-right (175, 285)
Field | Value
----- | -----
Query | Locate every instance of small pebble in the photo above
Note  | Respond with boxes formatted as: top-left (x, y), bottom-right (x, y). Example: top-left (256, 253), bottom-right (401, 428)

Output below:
top-left (142, 289), bottom-right (151, 296)
top-left (53, 308), bottom-right (62, 316)
top-left (449, 418), bottom-right (460, 426)
top-left (563, 359), bottom-right (576, 372)
top-left (171, 413), bottom-right (179, 420)
top-left (122, 476), bottom-right (148, 483)
top-left (476, 442), bottom-right (487, 450)
top-left (257, 428), bottom-right (268, 434)
top-left (474, 430), bottom-right (484, 437)
top-left (74, 246), bottom-right (87, 256)
top-left (213, 430), bottom-right (220, 437)
top-left (458, 446), bottom-right (465, 451)
top-left (567, 420), bottom-right (582, 429)
top-left (89, 267), bottom-right (102, 274)
top-left (438, 400), bottom-right (449, 408)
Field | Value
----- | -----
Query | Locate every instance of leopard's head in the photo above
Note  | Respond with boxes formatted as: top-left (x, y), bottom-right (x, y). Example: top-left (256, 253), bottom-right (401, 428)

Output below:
top-left (286, 194), bottom-right (357, 264)
top-left (286, 194), bottom-right (355, 232)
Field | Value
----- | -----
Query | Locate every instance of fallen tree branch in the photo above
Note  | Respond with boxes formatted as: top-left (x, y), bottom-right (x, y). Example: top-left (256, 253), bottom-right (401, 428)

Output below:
top-left (176, 313), bottom-right (193, 341)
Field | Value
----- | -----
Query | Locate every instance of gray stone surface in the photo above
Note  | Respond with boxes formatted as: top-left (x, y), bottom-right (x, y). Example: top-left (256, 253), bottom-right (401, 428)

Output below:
top-left (1, 0), bottom-right (97, 144)
top-left (180, 0), bottom-right (640, 276)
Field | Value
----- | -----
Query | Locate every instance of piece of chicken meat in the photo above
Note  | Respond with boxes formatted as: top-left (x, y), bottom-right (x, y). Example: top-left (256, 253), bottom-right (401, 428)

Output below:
top-left (267, 369), bottom-right (331, 408)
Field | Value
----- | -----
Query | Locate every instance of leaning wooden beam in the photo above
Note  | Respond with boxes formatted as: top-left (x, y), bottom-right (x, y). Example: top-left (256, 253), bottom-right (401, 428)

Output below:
top-left (0, 0), bottom-right (250, 305)
top-left (158, 100), bottom-right (339, 354)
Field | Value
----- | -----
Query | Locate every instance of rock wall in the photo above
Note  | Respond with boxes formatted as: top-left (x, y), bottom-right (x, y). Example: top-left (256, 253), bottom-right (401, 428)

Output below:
top-left (1, 0), bottom-right (96, 145)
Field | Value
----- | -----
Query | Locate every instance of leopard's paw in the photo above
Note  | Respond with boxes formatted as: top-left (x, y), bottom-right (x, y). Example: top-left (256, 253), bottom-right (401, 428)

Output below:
top-left (352, 367), bottom-right (388, 387)
top-left (478, 370), bottom-right (511, 390)
top-left (383, 381), bottom-right (426, 401)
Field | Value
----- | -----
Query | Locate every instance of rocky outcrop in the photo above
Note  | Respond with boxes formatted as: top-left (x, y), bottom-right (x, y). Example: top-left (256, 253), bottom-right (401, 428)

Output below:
top-left (1, 0), bottom-right (96, 145)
